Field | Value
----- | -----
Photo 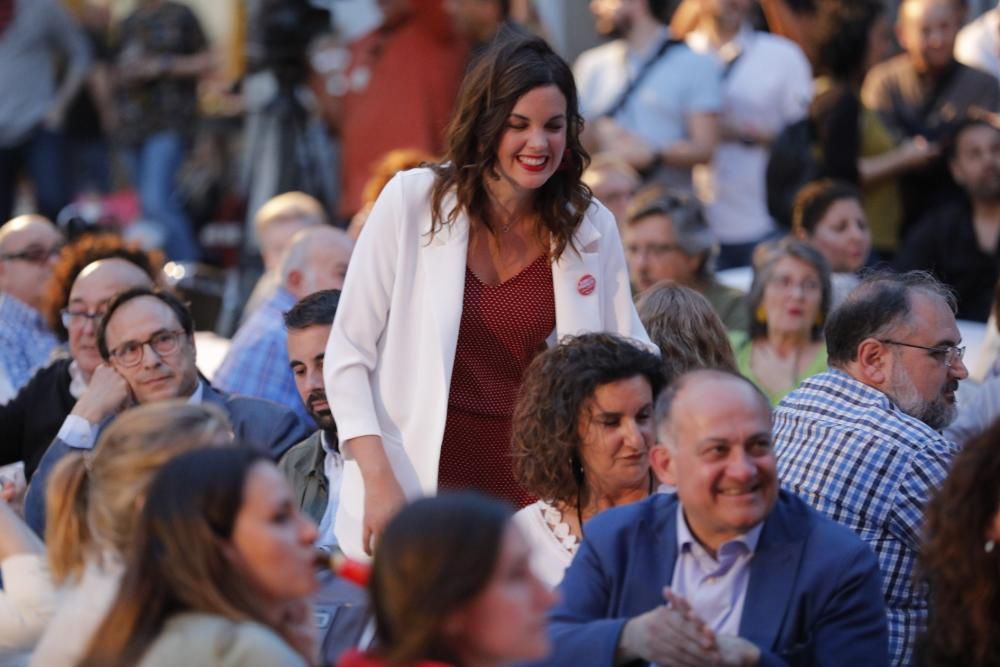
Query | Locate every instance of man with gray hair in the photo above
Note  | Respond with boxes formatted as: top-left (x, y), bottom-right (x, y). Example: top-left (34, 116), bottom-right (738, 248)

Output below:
top-left (623, 187), bottom-right (747, 330)
top-left (542, 369), bottom-right (888, 667)
top-left (214, 225), bottom-right (353, 422)
top-left (773, 270), bottom-right (968, 667)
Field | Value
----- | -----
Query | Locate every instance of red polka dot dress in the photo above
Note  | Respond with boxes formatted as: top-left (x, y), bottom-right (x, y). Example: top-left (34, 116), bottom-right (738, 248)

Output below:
top-left (437, 253), bottom-right (555, 508)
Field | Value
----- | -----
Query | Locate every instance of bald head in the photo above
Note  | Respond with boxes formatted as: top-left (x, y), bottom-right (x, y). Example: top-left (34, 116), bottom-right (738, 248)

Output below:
top-left (254, 192), bottom-right (326, 272)
top-left (0, 215), bottom-right (64, 308)
top-left (281, 226), bottom-right (354, 300)
top-left (897, 0), bottom-right (961, 73)
top-left (655, 369), bottom-right (771, 444)
top-left (68, 258), bottom-right (156, 376)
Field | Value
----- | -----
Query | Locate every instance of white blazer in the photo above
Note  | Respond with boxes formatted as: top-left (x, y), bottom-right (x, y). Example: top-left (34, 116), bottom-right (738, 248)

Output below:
top-left (325, 167), bottom-right (650, 559)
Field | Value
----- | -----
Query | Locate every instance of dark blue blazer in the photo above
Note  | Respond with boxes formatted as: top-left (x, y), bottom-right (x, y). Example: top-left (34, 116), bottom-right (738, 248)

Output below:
top-left (539, 491), bottom-right (889, 667)
top-left (24, 383), bottom-right (311, 534)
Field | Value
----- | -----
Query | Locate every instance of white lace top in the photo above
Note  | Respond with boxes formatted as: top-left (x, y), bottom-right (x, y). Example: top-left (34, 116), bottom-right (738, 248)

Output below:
top-left (512, 500), bottom-right (580, 589)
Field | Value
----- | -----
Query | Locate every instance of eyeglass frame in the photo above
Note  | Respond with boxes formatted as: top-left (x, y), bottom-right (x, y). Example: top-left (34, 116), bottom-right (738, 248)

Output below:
top-left (877, 339), bottom-right (966, 368)
top-left (108, 329), bottom-right (187, 368)
top-left (60, 307), bottom-right (108, 329)
top-left (0, 243), bottom-right (63, 264)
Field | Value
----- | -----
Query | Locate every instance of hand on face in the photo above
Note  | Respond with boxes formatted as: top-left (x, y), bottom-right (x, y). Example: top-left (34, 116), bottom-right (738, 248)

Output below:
top-left (70, 363), bottom-right (132, 424)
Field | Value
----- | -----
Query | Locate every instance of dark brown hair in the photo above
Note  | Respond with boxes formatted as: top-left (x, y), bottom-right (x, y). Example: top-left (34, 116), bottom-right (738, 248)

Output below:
top-left (918, 420), bottom-right (1000, 666)
top-left (792, 179), bottom-right (863, 236)
top-left (43, 232), bottom-right (163, 340)
top-left (512, 333), bottom-right (665, 507)
top-left (370, 493), bottom-right (511, 666)
top-left (429, 36), bottom-right (591, 260)
top-left (77, 447), bottom-right (274, 667)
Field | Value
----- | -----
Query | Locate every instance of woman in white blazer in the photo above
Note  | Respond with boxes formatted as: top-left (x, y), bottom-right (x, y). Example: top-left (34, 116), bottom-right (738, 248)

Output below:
top-left (325, 36), bottom-right (651, 560)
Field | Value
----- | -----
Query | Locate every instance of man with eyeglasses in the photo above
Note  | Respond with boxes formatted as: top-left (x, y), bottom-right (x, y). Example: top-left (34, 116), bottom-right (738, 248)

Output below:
top-left (23, 286), bottom-right (311, 534)
top-left (0, 215), bottom-right (64, 395)
top-left (772, 270), bottom-right (967, 667)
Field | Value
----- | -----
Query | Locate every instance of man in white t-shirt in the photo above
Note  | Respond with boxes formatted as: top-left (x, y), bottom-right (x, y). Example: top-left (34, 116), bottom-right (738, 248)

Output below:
top-left (686, 0), bottom-right (813, 269)
top-left (574, 0), bottom-right (722, 194)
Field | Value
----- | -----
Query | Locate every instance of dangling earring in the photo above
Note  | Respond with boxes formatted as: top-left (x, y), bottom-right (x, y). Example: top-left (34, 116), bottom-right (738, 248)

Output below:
top-left (986, 540), bottom-right (995, 553)
top-left (755, 305), bottom-right (767, 325)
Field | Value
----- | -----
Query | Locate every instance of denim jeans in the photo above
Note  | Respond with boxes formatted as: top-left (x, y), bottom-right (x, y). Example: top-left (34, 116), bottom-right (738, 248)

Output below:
top-left (0, 125), bottom-right (70, 222)
top-left (125, 130), bottom-right (199, 261)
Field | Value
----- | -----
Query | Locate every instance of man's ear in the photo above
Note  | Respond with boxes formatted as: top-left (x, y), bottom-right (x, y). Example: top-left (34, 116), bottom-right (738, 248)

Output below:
top-left (650, 443), bottom-right (676, 486)
top-left (855, 338), bottom-right (889, 386)
top-left (286, 269), bottom-right (303, 296)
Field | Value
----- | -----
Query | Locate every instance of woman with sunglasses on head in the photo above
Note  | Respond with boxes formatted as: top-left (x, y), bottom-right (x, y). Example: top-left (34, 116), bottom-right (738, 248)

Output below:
top-left (77, 446), bottom-right (320, 667)
top-left (339, 493), bottom-right (556, 667)
top-left (325, 36), bottom-right (650, 560)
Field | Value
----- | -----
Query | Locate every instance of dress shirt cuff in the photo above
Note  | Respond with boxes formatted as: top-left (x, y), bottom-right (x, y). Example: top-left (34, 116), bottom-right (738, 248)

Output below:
top-left (56, 415), bottom-right (99, 450)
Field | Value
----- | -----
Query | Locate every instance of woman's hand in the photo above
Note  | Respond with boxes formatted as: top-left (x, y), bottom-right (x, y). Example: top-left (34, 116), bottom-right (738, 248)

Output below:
top-left (349, 435), bottom-right (408, 556)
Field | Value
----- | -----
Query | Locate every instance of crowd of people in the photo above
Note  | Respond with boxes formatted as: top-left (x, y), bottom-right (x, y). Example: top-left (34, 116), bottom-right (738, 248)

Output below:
top-left (4, 0), bottom-right (1000, 666)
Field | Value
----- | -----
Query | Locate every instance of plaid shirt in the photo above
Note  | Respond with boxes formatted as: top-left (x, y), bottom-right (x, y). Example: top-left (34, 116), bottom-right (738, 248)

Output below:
top-left (0, 294), bottom-right (58, 393)
top-left (774, 369), bottom-right (957, 667)
top-left (213, 287), bottom-right (311, 425)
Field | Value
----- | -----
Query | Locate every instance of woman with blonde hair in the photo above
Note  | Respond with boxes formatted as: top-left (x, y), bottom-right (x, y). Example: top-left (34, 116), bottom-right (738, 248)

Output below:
top-left (77, 447), bottom-right (319, 667)
top-left (636, 280), bottom-right (737, 381)
top-left (29, 401), bottom-right (232, 667)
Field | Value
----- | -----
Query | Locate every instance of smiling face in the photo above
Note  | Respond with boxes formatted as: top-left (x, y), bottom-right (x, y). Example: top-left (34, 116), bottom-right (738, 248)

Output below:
top-left (490, 84), bottom-right (567, 202)
top-left (760, 256), bottom-right (823, 338)
top-left (103, 296), bottom-right (198, 404)
top-left (577, 375), bottom-right (656, 500)
top-left (229, 462), bottom-right (319, 605)
top-left (447, 523), bottom-right (556, 666)
top-left (881, 290), bottom-right (968, 430)
top-left (67, 260), bottom-right (154, 377)
top-left (287, 323), bottom-right (334, 430)
top-left (806, 198), bottom-right (871, 273)
top-left (652, 375), bottom-right (777, 554)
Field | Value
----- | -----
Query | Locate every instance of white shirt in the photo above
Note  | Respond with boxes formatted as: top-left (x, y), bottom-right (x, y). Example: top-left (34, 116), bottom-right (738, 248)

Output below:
top-left (687, 25), bottom-right (813, 244)
top-left (317, 432), bottom-right (343, 551)
top-left (956, 8), bottom-right (1000, 81)
top-left (0, 554), bottom-right (56, 666)
top-left (55, 381), bottom-right (205, 450)
top-left (513, 501), bottom-right (578, 589)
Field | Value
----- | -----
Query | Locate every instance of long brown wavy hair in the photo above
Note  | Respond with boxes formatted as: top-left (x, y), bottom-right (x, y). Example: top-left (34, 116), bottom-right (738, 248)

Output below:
top-left (918, 419), bottom-right (1000, 666)
top-left (429, 36), bottom-right (591, 261)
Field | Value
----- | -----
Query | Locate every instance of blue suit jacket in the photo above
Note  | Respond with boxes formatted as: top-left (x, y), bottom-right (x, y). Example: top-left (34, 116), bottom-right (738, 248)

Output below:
top-left (24, 383), bottom-right (312, 534)
top-left (539, 491), bottom-right (889, 667)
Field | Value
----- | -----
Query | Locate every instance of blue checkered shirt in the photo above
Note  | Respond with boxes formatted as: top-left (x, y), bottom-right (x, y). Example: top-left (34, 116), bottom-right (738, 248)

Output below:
top-left (0, 293), bottom-right (58, 393)
top-left (773, 369), bottom-right (957, 667)
top-left (213, 287), bottom-right (311, 424)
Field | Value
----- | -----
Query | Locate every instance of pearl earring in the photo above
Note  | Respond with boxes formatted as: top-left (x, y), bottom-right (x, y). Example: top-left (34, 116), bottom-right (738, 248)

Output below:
top-left (986, 540), bottom-right (995, 553)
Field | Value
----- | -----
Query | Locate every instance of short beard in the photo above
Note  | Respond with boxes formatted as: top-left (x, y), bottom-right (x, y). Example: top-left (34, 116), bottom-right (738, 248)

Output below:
top-left (887, 362), bottom-right (957, 431)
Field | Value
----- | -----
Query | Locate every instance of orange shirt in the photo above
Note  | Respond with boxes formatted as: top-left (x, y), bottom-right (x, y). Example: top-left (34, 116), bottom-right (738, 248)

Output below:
top-left (338, 1), bottom-right (467, 218)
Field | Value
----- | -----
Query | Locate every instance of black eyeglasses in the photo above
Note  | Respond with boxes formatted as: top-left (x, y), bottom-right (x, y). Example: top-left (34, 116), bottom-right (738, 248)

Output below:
top-left (0, 243), bottom-right (63, 264)
top-left (109, 330), bottom-right (186, 368)
top-left (878, 339), bottom-right (966, 368)
top-left (60, 308), bottom-right (107, 329)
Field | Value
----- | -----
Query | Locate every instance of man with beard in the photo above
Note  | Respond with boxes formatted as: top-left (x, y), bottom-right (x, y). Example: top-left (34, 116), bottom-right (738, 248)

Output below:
top-left (773, 271), bottom-right (967, 667)
top-left (894, 118), bottom-right (1000, 321)
top-left (573, 0), bottom-right (721, 194)
top-left (278, 289), bottom-right (343, 549)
